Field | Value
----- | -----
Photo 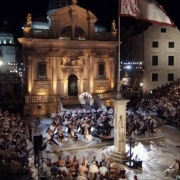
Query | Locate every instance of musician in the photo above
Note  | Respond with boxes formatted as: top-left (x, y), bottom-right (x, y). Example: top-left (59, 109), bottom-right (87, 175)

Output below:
top-left (84, 125), bottom-right (92, 141)
top-left (59, 133), bottom-right (65, 142)
top-left (71, 131), bottom-right (78, 142)
top-left (50, 122), bottom-right (57, 135)
top-left (45, 128), bottom-right (59, 145)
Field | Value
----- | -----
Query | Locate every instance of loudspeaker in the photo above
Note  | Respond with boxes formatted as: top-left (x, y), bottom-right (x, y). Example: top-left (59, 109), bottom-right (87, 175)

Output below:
top-left (33, 133), bottom-right (43, 150)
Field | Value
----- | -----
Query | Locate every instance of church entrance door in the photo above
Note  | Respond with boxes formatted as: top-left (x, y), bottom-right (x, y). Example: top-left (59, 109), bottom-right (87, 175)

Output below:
top-left (68, 74), bottom-right (78, 96)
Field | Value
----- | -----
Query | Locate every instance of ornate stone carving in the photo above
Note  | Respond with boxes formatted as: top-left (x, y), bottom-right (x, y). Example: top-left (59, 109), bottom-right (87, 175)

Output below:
top-left (119, 115), bottom-right (123, 128)
top-left (61, 52), bottom-right (85, 66)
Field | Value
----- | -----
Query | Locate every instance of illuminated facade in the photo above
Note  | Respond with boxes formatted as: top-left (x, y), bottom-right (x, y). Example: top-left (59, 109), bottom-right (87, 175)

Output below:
top-left (121, 24), bottom-right (180, 94)
top-left (18, 0), bottom-right (118, 115)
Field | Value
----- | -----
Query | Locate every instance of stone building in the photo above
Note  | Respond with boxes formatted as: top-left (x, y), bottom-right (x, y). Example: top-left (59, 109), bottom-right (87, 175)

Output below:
top-left (18, 0), bottom-right (118, 115)
top-left (121, 24), bottom-right (180, 94)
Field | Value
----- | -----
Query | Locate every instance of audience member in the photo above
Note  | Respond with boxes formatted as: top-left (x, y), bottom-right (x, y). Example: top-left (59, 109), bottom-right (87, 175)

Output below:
top-left (164, 159), bottom-right (179, 176)
top-left (98, 162), bottom-right (108, 179)
top-left (65, 155), bottom-right (72, 169)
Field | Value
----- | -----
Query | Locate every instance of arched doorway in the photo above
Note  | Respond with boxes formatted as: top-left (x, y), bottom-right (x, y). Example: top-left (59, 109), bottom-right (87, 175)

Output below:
top-left (68, 74), bottom-right (78, 96)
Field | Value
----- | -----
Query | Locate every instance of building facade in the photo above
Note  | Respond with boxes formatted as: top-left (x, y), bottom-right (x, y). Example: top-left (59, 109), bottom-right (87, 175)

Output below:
top-left (121, 24), bottom-right (180, 94)
top-left (18, 0), bottom-right (118, 115)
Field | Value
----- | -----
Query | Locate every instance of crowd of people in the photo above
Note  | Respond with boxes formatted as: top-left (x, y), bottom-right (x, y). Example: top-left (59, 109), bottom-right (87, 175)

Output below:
top-left (135, 80), bottom-right (180, 130)
top-left (47, 155), bottom-right (130, 180)
top-left (1, 80), bottom-right (180, 179)
top-left (0, 110), bottom-right (32, 179)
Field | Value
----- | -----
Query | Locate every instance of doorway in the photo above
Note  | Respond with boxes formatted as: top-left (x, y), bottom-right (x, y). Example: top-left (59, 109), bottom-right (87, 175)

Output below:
top-left (68, 74), bottom-right (78, 96)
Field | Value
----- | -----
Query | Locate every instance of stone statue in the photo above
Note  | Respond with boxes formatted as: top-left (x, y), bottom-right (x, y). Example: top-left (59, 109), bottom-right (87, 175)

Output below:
top-left (111, 19), bottom-right (117, 32)
top-left (62, 57), bottom-right (67, 65)
top-left (119, 115), bottom-right (123, 129)
top-left (72, 0), bottom-right (77, 5)
top-left (27, 13), bottom-right (32, 27)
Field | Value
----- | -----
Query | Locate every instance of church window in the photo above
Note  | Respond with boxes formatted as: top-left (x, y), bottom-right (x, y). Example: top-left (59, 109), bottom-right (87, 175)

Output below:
top-left (75, 26), bottom-right (86, 40)
top-left (60, 26), bottom-right (72, 40)
top-left (98, 63), bottom-right (105, 78)
top-left (37, 62), bottom-right (46, 79)
top-left (59, 26), bottom-right (86, 40)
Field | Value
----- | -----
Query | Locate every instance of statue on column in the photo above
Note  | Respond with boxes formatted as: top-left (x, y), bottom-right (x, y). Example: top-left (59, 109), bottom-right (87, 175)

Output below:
top-left (111, 19), bottom-right (117, 32)
top-left (23, 13), bottom-right (32, 35)
top-left (26, 13), bottom-right (32, 27)
top-left (72, 0), bottom-right (77, 5)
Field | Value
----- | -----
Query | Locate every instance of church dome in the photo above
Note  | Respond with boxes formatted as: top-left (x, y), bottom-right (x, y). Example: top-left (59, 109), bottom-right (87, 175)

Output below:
top-left (47, 0), bottom-right (71, 16)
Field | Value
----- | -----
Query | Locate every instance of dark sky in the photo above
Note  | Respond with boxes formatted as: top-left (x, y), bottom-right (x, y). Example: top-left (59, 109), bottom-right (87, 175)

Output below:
top-left (0, 0), bottom-right (179, 37)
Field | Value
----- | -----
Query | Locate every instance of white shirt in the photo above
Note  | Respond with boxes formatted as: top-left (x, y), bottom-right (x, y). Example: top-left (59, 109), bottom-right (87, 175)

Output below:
top-left (89, 164), bottom-right (99, 173)
top-left (50, 124), bottom-right (56, 132)
top-left (99, 166), bottom-right (108, 176)
top-left (59, 166), bottom-right (69, 174)
top-left (79, 165), bottom-right (88, 174)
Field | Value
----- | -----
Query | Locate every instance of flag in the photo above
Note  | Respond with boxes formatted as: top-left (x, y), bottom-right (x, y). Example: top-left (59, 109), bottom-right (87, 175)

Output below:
top-left (120, 0), bottom-right (175, 27)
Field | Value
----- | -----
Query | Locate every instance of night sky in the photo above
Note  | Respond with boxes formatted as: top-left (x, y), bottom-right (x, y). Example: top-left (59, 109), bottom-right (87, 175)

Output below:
top-left (0, 0), bottom-right (179, 37)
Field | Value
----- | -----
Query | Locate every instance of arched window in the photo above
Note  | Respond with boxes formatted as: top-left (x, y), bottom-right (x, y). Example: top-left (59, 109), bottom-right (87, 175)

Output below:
top-left (60, 26), bottom-right (72, 40)
top-left (75, 26), bottom-right (86, 40)
top-left (59, 25), bottom-right (86, 40)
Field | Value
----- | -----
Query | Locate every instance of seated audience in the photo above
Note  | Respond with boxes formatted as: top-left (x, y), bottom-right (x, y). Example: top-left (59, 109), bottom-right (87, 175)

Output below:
top-left (65, 155), bottom-right (72, 169)
top-left (98, 162), bottom-right (108, 179)
top-left (79, 162), bottom-right (89, 175)
top-left (164, 159), bottom-right (179, 176)
top-left (56, 155), bottom-right (65, 167)
top-left (50, 162), bottom-right (60, 177)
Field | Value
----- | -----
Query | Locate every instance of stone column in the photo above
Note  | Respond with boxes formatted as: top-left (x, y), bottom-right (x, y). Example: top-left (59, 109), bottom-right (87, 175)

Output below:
top-left (104, 98), bottom-right (129, 163)
top-left (52, 57), bottom-right (57, 94)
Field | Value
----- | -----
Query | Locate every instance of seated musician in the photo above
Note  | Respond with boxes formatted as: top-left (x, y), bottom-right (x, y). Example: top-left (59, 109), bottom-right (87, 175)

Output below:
top-left (59, 133), bottom-right (65, 142)
top-left (45, 128), bottom-right (59, 145)
top-left (71, 131), bottom-right (78, 142)
top-left (84, 125), bottom-right (92, 142)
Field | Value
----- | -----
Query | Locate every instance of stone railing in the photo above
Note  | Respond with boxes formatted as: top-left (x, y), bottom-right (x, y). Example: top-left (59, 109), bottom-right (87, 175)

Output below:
top-left (23, 29), bottom-right (117, 41)
top-left (95, 91), bottom-right (130, 100)
top-left (25, 95), bottom-right (58, 103)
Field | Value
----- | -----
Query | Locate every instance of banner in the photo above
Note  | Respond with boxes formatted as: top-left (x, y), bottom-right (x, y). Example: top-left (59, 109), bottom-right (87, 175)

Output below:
top-left (120, 0), bottom-right (174, 26)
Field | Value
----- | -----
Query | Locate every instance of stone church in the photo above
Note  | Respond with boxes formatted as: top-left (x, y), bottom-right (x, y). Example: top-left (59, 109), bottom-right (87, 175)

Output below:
top-left (18, 0), bottom-right (118, 115)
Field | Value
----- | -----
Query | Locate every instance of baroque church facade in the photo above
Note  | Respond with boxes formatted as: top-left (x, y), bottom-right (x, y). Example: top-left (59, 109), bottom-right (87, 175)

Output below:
top-left (18, 0), bottom-right (118, 115)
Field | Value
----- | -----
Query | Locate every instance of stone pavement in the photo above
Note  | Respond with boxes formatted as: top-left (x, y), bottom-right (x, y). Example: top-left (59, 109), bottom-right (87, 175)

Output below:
top-left (27, 116), bottom-right (180, 180)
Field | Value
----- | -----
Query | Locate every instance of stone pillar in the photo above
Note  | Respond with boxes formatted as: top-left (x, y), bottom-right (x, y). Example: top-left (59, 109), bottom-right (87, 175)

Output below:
top-left (52, 57), bottom-right (57, 94)
top-left (103, 98), bottom-right (129, 163)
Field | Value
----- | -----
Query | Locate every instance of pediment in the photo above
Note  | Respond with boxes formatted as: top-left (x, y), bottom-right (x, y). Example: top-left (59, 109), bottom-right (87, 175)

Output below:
top-left (53, 5), bottom-right (96, 18)
top-left (50, 5), bottom-right (97, 24)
